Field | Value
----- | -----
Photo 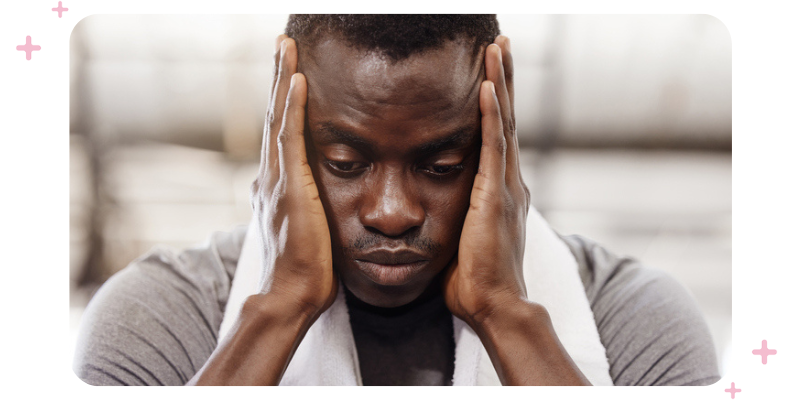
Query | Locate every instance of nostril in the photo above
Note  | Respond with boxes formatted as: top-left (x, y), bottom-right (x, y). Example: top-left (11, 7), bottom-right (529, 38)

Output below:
top-left (364, 225), bottom-right (421, 240)
top-left (359, 175), bottom-right (426, 237)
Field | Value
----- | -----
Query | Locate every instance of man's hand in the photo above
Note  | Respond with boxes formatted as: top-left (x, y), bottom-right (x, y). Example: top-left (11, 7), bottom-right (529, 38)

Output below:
top-left (188, 36), bottom-right (335, 386)
top-left (250, 35), bottom-right (337, 321)
top-left (443, 36), bottom-right (590, 386)
top-left (443, 36), bottom-right (530, 335)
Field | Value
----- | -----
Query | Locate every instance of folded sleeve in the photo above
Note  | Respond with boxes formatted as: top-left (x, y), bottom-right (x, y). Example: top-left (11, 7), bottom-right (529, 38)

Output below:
top-left (561, 234), bottom-right (721, 386)
top-left (73, 226), bottom-right (247, 386)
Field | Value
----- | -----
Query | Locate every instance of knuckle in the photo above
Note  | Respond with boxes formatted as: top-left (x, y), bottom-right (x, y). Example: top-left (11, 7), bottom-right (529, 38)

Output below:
top-left (300, 179), bottom-right (317, 191)
top-left (508, 118), bottom-right (517, 134)
top-left (469, 201), bottom-right (481, 213)
top-left (496, 137), bottom-right (507, 155)
top-left (250, 179), bottom-right (260, 198)
top-left (267, 112), bottom-right (279, 130)
top-left (277, 130), bottom-right (291, 147)
top-left (504, 192), bottom-right (517, 214)
top-left (523, 184), bottom-right (531, 207)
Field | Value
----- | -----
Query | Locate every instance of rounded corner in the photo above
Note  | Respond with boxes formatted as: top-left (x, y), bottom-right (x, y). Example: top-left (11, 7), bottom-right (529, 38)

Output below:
top-left (70, 364), bottom-right (104, 387)
top-left (701, 14), bottom-right (732, 47)
top-left (70, 14), bottom-right (100, 42)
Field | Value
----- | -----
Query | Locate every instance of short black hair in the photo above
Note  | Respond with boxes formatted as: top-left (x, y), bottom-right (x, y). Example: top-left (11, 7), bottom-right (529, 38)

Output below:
top-left (285, 14), bottom-right (500, 62)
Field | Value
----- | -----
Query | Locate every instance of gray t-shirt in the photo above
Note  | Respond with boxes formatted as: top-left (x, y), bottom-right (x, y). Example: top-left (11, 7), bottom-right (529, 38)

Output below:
top-left (72, 225), bottom-right (720, 386)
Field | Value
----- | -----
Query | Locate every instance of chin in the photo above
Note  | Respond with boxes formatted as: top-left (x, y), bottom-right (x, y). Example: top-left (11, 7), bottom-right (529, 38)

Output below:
top-left (337, 261), bottom-right (442, 308)
top-left (350, 281), bottom-right (429, 308)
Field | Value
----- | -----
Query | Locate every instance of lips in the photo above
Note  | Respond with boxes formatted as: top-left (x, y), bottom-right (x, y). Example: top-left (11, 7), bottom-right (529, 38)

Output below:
top-left (357, 249), bottom-right (428, 265)
top-left (355, 249), bottom-right (430, 286)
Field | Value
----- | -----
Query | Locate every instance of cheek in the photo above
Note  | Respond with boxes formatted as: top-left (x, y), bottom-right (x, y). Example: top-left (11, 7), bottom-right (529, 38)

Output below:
top-left (419, 173), bottom-right (475, 242)
top-left (309, 161), bottom-right (361, 248)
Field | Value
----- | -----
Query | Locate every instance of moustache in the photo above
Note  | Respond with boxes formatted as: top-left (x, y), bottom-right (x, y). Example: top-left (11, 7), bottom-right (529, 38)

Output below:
top-left (346, 230), bottom-right (443, 256)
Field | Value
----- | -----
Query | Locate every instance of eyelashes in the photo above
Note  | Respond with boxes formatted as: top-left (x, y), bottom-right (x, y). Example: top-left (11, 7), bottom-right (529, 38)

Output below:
top-left (325, 160), bottom-right (368, 174)
top-left (323, 159), bottom-right (465, 179)
top-left (421, 164), bottom-right (465, 176)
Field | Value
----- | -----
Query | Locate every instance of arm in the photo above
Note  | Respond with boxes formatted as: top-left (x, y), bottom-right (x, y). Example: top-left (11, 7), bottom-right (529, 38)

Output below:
top-left (187, 293), bottom-right (315, 385)
top-left (474, 300), bottom-right (590, 385)
top-left (565, 235), bottom-right (721, 385)
top-left (72, 228), bottom-right (245, 385)
top-left (75, 36), bottom-right (334, 386)
top-left (190, 36), bottom-right (337, 385)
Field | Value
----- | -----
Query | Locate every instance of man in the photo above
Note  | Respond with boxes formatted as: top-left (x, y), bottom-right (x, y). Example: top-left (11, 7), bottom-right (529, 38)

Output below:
top-left (73, 15), bottom-right (720, 386)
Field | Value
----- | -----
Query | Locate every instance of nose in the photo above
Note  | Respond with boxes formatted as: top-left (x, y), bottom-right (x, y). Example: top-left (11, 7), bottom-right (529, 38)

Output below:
top-left (360, 171), bottom-right (425, 237)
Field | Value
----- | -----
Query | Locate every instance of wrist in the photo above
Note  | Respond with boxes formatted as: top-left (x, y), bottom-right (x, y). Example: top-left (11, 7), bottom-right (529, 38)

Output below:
top-left (472, 300), bottom-right (591, 386)
top-left (191, 293), bottom-right (318, 385)
top-left (239, 292), bottom-right (320, 336)
top-left (472, 298), bottom-right (551, 342)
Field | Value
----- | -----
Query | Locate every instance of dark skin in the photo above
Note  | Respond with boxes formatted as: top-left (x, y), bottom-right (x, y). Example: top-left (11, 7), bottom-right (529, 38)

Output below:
top-left (188, 33), bottom-right (590, 386)
top-left (303, 36), bottom-right (481, 308)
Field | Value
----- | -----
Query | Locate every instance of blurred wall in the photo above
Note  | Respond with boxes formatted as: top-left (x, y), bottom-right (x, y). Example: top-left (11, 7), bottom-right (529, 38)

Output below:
top-left (71, 14), bottom-right (731, 152)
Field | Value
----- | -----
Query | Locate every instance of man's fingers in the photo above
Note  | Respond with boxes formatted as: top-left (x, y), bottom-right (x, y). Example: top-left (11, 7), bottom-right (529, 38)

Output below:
top-left (259, 35), bottom-right (287, 177)
top-left (495, 36), bottom-right (518, 162)
top-left (476, 80), bottom-right (506, 196)
top-left (497, 36), bottom-right (526, 193)
top-left (494, 36), bottom-right (515, 109)
top-left (268, 34), bottom-right (288, 112)
top-left (485, 44), bottom-right (513, 134)
top-left (277, 73), bottom-right (312, 193)
top-left (272, 39), bottom-right (298, 128)
top-left (267, 38), bottom-right (298, 176)
top-left (486, 40), bottom-right (521, 184)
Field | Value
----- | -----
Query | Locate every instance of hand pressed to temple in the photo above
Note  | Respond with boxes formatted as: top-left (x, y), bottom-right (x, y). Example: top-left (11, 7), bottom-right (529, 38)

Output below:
top-left (249, 36), bottom-right (337, 324)
top-left (442, 37), bottom-right (591, 386)
top-left (189, 36), bottom-right (336, 385)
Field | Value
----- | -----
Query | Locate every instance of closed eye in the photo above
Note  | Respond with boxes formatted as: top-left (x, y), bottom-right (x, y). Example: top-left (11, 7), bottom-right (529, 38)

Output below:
top-left (419, 164), bottom-right (465, 177)
top-left (325, 160), bottom-right (369, 176)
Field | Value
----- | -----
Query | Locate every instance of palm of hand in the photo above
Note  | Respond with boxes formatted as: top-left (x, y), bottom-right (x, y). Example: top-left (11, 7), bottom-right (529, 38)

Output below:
top-left (252, 36), bottom-right (337, 319)
top-left (443, 36), bottom-right (531, 326)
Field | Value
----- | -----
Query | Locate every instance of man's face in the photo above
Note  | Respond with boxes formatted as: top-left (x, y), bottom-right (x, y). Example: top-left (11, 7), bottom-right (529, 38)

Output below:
top-left (300, 36), bottom-right (484, 308)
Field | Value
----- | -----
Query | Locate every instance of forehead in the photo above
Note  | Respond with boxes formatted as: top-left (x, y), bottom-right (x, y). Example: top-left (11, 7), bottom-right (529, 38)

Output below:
top-left (299, 37), bottom-right (484, 147)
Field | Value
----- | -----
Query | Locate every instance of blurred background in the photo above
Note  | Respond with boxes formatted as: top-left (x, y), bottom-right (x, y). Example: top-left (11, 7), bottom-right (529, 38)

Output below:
top-left (69, 14), bottom-right (732, 375)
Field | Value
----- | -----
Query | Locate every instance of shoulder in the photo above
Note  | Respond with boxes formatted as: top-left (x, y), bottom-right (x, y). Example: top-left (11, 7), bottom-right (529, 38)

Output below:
top-left (561, 234), bottom-right (720, 386)
top-left (73, 225), bottom-right (247, 385)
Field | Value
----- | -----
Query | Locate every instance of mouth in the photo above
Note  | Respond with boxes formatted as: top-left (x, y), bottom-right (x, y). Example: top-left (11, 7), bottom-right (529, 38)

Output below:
top-left (354, 249), bottom-right (430, 286)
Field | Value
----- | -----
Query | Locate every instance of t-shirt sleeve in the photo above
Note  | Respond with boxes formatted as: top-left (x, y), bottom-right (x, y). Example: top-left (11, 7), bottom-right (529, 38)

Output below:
top-left (72, 226), bottom-right (247, 386)
top-left (561, 234), bottom-right (721, 386)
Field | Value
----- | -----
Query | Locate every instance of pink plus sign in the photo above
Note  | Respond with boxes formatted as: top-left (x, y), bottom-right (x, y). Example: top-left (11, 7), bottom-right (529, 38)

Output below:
top-left (16, 36), bottom-right (41, 61)
top-left (52, 1), bottom-right (68, 18)
top-left (725, 382), bottom-right (741, 399)
top-left (752, 339), bottom-right (777, 364)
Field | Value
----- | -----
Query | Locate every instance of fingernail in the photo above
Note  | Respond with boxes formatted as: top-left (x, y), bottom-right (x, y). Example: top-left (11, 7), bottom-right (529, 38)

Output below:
top-left (290, 74), bottom-right (297, 87)
top-left (489, 81), bottom-right (496, 95)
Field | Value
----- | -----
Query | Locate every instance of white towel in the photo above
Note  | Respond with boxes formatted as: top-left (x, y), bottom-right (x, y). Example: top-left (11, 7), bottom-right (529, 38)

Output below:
top-left (219, 206), bottom-right (614, 385)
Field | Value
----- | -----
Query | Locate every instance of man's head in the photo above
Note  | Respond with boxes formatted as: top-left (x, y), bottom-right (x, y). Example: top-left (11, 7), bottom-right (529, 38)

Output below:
top-left (285, 15), bottom-right (500, 308)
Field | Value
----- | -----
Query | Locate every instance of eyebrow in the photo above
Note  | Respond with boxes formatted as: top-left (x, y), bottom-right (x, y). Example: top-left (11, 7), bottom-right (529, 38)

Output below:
top-left (313, 122), bottom-right (477, 156)
top-left (314, 122), bottom-right (372, 151)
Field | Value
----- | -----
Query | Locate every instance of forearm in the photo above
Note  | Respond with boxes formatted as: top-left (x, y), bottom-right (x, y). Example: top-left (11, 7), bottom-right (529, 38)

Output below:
top-left (474, 300), bottom-right (592, 386)
top-left (187, 293), bottom-right (315, 386)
